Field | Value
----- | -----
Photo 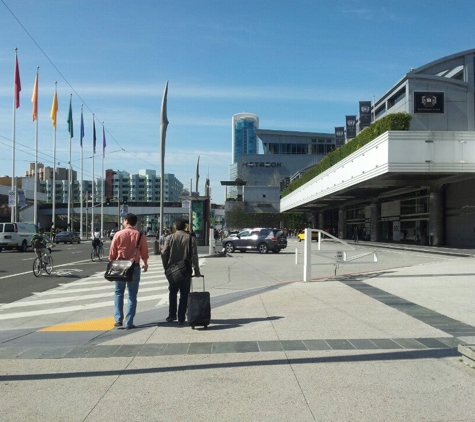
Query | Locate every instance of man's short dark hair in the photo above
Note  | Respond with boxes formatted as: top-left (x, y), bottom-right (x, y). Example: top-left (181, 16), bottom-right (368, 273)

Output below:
top-left (124, 213), bottom-right (138, 226)
top-left (175, 219), bottom-right (186, 231)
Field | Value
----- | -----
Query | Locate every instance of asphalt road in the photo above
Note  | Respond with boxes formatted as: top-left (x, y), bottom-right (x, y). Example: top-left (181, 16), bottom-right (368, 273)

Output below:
top-left (0, 237), bottom-right (158, 304)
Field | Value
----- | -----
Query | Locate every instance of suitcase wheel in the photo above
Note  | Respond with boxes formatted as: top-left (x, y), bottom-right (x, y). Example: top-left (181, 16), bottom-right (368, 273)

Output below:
top-left (204, 325), bottom-right (208, 329)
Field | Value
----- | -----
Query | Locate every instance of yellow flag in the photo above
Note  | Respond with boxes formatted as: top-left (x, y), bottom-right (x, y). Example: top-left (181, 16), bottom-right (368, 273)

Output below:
top-left (31, 74), bottom-right (38, 121)
top-left (50, 91), bottom-right (58, 128)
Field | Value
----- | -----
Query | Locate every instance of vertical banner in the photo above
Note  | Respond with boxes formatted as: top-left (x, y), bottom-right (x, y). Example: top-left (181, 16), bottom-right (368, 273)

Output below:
top-left (334, 127), bottom-right (345, 147)
top-left (359, 101), bottom-right (372, 129)
top-left (346, 115), bottom-right (356, 139)
top-left (191, 200), bottom-right (204, 240)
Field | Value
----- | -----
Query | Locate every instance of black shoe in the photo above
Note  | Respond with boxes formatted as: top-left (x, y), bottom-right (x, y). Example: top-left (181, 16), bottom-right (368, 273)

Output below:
top-left (114, 321), bottom-right (123, 327)
top-left (178, 320), bottom-right (185, 326)
top-left (166, 316), bottom-right (177, 322)
top-left (125, 325), bottom-right (136, 330)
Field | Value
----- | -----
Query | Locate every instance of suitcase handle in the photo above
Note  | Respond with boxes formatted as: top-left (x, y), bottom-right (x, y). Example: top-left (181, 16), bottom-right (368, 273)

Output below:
top-left (191, 274), bottom-right (205, 292)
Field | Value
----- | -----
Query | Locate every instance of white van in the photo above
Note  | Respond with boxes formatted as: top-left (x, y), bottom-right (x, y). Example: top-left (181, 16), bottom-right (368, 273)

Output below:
top-left (0, 222), bottom-right (38, 252)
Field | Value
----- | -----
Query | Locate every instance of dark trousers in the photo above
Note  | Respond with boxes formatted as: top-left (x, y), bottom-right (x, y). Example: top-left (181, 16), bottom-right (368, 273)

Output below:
top-left (168, 278), bottom-right (191, 322)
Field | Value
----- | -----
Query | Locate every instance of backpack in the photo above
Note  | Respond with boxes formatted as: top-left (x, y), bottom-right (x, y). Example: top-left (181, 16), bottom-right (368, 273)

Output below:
top-left (33, 237), bottom-right (43, 249)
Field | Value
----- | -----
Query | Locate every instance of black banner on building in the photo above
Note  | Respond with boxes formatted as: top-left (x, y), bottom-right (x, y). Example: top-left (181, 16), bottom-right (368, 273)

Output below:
top-left (346, 115), bottom-right (357, 139)
top-left (334, 127), bottom-right (345, 147)
top-left (413, 92), bottom-right (445, 114)
top-left (359, 101), bottom-right (372, 129)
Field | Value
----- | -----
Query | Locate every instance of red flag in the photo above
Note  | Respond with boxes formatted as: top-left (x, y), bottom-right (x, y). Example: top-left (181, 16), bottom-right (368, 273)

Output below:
top-left (14, 56), bottom-right (21, 108)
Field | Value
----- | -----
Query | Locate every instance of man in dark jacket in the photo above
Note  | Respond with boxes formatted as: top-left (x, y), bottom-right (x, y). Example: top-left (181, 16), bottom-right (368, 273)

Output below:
top-left (161, 219), bottom-right (201, 325)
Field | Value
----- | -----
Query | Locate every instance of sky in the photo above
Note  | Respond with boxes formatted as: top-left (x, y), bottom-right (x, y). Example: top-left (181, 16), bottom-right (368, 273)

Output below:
top-left (0, 0), bottom-right (474, 203)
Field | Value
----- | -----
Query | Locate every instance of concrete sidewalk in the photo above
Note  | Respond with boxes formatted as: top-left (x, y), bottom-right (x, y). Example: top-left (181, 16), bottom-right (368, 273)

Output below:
top-left (1, 244), bottom-right (475, 421)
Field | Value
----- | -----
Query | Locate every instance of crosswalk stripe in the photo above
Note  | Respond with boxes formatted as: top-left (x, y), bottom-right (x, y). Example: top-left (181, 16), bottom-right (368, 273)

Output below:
top-left (2, 285), bottom-right (169, 309)
top-left (0, 293), bottom-right (169, 321)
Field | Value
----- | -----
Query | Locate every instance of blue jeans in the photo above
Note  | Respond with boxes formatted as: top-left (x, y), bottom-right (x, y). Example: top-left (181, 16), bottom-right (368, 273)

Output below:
top-left (114, 265), bottom-right (141, 327)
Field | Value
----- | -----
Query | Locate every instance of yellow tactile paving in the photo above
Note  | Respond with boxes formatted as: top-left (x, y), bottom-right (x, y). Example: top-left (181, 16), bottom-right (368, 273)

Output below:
top-left (38, 317), bottom-right (116, 332)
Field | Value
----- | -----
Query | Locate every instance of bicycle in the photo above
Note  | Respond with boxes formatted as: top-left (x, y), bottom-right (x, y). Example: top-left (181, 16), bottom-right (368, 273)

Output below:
top-left (91, 242), bottom-right (104, 261)
top-left (32, 249), bottom-right (53, 277)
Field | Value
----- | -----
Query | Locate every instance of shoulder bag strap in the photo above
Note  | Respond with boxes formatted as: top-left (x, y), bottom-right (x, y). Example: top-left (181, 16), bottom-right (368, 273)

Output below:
top-left (133, 232), bottom-right (143, 263)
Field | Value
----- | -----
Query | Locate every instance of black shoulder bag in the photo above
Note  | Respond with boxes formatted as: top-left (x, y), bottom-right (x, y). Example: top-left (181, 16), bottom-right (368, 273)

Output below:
top-left (104, 232), bottom-right (143, 282)
top-left (165, 234), bottom-right (192, 285)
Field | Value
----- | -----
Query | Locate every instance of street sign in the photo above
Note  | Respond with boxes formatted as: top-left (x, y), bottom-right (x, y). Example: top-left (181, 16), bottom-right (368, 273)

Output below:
top-left (8, 191), bottom-right (15, 207)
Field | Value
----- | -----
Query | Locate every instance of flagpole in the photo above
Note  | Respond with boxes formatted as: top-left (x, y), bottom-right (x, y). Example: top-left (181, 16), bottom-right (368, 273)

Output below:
top-left (80, 104), bottom-right (84, 240)
top-left (91, 115), bottom-right (95, 238)
top-left (159, 81), bottom-right (169, 235)
top-left (33, 66), bottom-right (39, 226)
top-left (101, 123), bottom-right (105, 236)
top-left (195, 155), bottom-right (200, 194)
top-left (67, 94), bottom-right (73, 230)
top-left (189, 178), bottom-right (192, 230)
top-left (51, 82), bottom-right (57, 230)
top-left (11, 48), bottom-right (20, 223)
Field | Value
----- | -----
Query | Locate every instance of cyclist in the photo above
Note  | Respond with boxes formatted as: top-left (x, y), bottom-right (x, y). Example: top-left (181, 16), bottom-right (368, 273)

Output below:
top-left (31, 228), bottom-right (47, 259)
top-left (92, 227), bottom-right (102, 252)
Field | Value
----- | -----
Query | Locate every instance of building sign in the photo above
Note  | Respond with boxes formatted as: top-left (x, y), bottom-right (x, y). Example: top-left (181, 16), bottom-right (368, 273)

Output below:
top-left (346, 115), bottom-right (357, 139)
top-left (242, 162), bottom-right (282, 168)
top-left (359, 101), bottom-right (372, 129)
top-left (334, 127), bottom-right (345, 147)
top-left (413, 91), bottom-right (445, 114)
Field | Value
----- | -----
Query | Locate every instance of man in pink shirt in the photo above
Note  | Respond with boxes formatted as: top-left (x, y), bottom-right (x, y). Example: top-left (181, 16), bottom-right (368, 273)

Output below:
top-left (109, 213), bottom-right (149, 329)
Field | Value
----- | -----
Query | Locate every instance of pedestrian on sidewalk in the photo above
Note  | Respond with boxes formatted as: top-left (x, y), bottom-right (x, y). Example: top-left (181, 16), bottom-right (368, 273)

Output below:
top-left (161, 219), bottom-right (201, 325)
top-left (109, 213), bottom-right (149, 330)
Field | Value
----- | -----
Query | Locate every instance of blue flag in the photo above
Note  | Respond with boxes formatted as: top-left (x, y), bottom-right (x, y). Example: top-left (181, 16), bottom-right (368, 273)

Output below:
top-left (80, 109), bottom-right (85, 147)
top-left (93, 118), bottom-right (96, 154)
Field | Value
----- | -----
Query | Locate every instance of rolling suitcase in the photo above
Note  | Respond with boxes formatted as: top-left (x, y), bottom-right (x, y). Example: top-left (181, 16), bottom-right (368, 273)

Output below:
top-left (187, 275), bottom-right (211, 329)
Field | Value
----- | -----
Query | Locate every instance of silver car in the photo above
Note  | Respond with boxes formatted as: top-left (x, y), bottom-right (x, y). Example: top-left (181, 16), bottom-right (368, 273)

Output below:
top-left (222, 228), bottom-right (287, 254)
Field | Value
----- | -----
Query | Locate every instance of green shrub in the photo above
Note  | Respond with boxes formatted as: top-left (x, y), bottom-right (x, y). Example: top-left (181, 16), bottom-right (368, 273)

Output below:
top-left (281, 112), bottom-right (411, 197)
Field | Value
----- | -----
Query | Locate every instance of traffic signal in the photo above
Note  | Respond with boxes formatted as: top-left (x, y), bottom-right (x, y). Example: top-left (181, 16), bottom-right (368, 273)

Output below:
top-left (105, 196), bottom-right (110, 206)
top-left (123, 196), bottom-right (128, 205)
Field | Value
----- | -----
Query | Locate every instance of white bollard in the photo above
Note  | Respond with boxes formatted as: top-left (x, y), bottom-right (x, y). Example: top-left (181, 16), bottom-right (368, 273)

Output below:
top-left (295, 248), bottom-right (298, 265)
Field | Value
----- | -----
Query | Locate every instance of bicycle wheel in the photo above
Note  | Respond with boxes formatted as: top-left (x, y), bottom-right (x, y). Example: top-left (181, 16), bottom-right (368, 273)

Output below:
top-left (98, 246), bottom-right (104, 260)
top-left (91, 248), bottom-right (97, 262)
top-left (32, 258), bottom-right (42, 277)
top-left (44, 255), bottom-right (53, 275)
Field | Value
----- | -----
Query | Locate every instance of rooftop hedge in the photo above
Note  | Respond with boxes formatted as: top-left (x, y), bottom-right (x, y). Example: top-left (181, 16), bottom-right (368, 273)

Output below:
top-left (281, 112), bottom-right (412, 198)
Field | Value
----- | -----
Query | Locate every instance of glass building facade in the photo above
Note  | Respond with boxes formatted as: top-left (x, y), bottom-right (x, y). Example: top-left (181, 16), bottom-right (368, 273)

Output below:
top-left (232, 113), bottom-right (259, 164)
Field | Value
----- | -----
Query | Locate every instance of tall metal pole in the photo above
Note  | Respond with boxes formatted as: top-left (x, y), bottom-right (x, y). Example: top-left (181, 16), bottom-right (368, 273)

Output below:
top-left (33, 66), bottom-right (39, 225)
top-left (159, 81), bottom-right (169, 235)
top-left (11, 48), bottom-right (19, 222)
top-left (91, 115), bottom-right (95, 238)
top-left (51, 82), bottom-right (57, 230)
top-left (67, 94), bottom-right (73, 230)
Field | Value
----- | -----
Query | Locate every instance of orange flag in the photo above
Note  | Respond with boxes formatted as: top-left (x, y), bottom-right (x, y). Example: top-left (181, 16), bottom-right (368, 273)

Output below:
top-left (50, 90), bottom-right (58, 128)
top-left (31, 74), bottom-right (38, 121)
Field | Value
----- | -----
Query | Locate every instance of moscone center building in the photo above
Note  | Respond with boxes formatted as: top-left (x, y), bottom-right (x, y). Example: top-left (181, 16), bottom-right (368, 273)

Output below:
top-left (281, 49), bottom-right (475, 248)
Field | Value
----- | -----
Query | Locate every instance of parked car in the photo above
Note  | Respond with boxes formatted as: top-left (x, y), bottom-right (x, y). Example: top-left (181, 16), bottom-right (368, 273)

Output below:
top-left (297, 230), bottom-right (319, 242)
top-left (55, 231), bottom-right (81, 244)
top-left (222, 228), bottom-right (287, 254)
